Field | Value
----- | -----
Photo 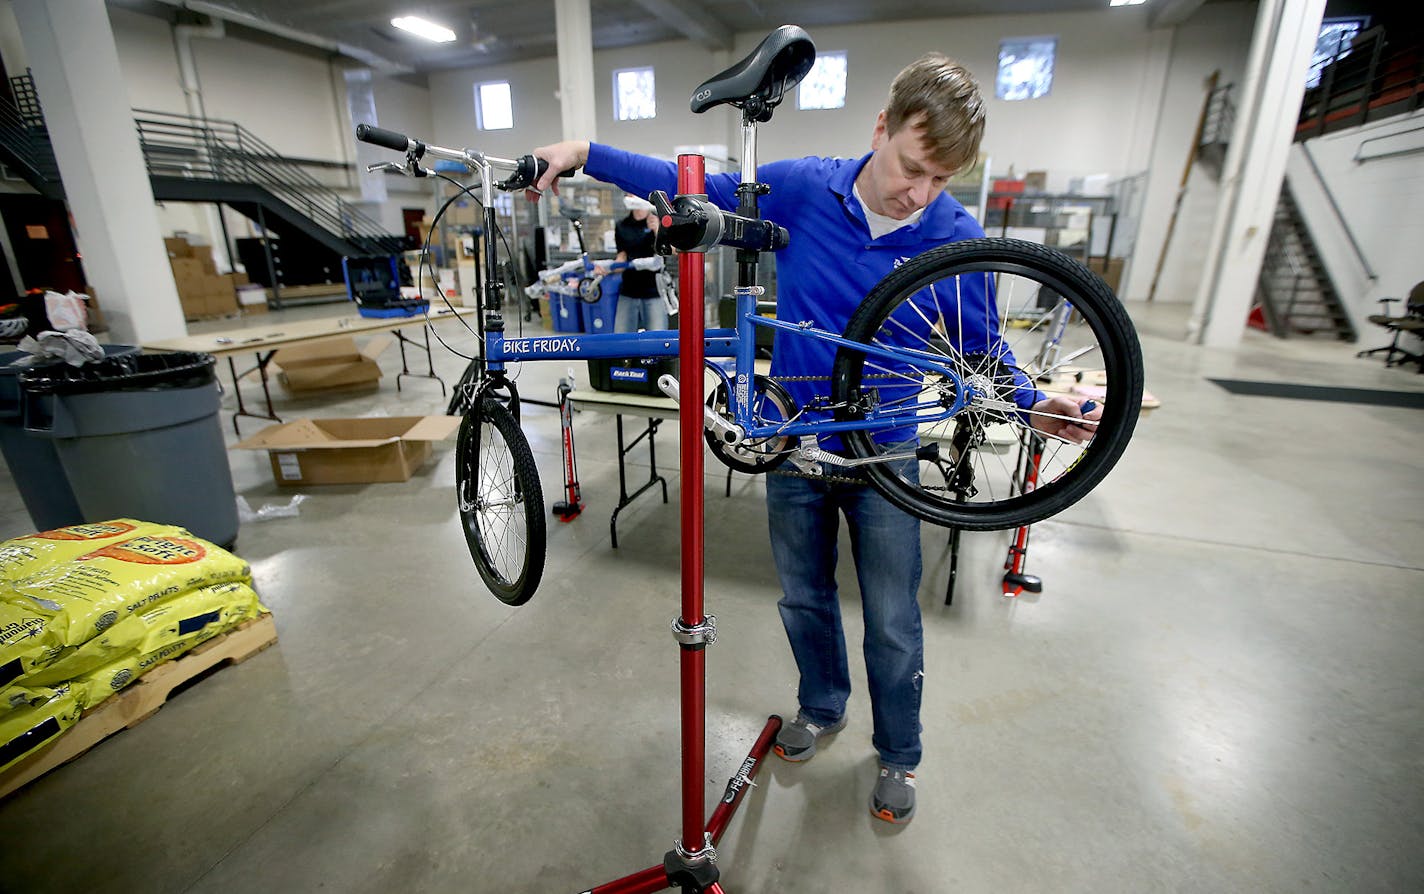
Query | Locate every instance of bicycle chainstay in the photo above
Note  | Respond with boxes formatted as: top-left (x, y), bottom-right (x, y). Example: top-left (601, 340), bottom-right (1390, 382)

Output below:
top-left (753, 372), bottom-right (937, 486)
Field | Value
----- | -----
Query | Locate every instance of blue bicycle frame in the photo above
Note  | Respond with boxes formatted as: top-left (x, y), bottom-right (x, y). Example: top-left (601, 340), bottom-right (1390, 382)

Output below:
top-left (484, 296), bottom-right (973, 444)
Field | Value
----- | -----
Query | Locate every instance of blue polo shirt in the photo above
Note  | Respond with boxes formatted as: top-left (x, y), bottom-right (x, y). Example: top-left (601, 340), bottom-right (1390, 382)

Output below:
top-left (584, 143), bottom-right (1037, 448)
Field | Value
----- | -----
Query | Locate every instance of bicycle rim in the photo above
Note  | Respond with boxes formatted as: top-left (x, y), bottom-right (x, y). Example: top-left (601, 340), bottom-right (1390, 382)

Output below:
top-left (832, 238), bottom-right (1144, 530)
top-left (457, 398), bottom-right (546, 604)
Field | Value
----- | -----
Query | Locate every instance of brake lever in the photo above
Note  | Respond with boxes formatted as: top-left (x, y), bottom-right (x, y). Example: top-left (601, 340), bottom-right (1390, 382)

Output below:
top-left (366, 162), bottom-right (407, 175)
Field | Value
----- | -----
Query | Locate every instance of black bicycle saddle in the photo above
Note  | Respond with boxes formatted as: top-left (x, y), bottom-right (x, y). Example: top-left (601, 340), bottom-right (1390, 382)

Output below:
top-left (690, 25), bottom-right (816, 120)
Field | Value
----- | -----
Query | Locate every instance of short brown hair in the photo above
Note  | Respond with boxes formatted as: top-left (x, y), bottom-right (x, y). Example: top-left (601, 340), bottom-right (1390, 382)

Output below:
top-left (885, 53), bottom-right (986, 173)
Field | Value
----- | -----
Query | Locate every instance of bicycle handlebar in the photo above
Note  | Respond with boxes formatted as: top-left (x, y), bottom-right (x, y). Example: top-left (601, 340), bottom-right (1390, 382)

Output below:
top-left (355, 123), bottom-right (414, 152)
top-left (355, 124), bottom-right (578, 191)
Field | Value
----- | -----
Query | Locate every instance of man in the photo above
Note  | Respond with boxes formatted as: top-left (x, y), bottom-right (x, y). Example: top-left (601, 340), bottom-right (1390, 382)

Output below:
top-left (533, 53), bottom-right (1096, 825)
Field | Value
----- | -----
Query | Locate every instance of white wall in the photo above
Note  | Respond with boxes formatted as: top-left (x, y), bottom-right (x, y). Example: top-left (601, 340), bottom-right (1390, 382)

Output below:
top-left (740, 10), bottom-right (1172, 186)
top-left (1286, 110), bottom-right (1424, 331)
top-left (1122, 1), bottom-right (1259, 304)
top-left (107, 6), bottom-right (431, 242)
top-left (429, 6), bottom-right (1260, 309)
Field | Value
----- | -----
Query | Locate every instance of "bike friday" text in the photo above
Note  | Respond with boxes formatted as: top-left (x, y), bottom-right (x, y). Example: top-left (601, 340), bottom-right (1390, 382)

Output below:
top-left (501, 337), bottom-right (582, 355)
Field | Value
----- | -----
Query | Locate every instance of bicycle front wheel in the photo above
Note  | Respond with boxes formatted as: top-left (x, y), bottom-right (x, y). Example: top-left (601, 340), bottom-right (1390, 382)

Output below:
top-left (456, 398), bottom-right (546, 605)
top-left (832, 238), bottom-right (1143, 530)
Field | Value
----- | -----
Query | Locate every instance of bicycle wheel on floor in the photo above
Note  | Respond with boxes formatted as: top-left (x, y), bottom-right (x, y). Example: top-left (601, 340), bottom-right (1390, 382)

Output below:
top-left (456, 397), bottom-right (546, 605)
top-left (831, 238), bottom-right (1144, 531)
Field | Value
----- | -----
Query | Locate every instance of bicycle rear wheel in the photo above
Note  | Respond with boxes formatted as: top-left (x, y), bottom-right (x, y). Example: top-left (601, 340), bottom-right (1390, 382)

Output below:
top-left (456, 398), bottom-right (546, 604)
top-left (832, 238), bottom-right (1143, 530)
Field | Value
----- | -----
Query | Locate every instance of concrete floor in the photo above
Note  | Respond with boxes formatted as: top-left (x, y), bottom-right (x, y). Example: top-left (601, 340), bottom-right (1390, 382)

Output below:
top-left (0, 300), bottom-right (1421, 893)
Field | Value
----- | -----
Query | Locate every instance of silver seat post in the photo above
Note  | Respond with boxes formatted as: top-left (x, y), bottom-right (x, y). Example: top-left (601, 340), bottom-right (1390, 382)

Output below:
top-left (741, 120), bottom-right (758, 187)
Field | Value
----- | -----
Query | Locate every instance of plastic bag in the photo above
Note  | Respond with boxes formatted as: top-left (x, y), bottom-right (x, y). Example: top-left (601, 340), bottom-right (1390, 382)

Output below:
top-left (236, 495), bottom-right (307, 523)
top-left (13, 329), bottom-right (104, 367)
top-left (43, 290), bottom-right (88, 332)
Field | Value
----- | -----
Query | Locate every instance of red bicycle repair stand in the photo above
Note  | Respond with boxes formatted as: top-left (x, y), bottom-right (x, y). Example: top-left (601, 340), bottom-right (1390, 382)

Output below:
top-left (582, 155), bottom-right (783, 894)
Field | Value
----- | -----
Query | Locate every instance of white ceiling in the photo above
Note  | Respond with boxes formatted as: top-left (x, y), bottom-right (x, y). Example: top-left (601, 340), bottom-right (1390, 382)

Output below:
top-left (109, 0), bottom-right (1199, 76)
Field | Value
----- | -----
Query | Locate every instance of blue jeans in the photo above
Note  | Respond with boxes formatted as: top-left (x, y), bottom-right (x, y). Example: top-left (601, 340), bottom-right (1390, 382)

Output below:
top-left (766, 467), bottom-right (924, 770)
top-left (615, 294), bottom-right (668, 332)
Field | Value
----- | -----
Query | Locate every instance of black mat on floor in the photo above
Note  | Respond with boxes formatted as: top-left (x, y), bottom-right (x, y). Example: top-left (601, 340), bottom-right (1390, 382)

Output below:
top-left (1209, 379), bottom-right (1424, 408)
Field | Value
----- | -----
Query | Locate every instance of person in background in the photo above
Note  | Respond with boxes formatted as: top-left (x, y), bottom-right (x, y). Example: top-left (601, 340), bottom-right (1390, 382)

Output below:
top-left (609, 195), bottom-right (666, 331)
top-left (532, 53), bottom-right (1097, 826)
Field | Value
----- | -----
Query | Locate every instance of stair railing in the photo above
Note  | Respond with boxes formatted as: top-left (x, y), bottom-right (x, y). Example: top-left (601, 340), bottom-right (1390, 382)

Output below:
top-left (133, 109), bottom-right (394, 251)
top-left (1296, 141), bottom-right (1375, 282)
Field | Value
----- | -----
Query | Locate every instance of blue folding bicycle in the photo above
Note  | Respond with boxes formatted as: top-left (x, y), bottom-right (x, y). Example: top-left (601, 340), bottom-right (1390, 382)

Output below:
top-left (357, 29), bottom-right (1143, 608)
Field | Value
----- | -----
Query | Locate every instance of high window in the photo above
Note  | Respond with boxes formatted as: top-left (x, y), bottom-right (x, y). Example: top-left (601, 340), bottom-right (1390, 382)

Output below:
top-left (1307, 17), bottom-right (1370, 88)
top-left (798, 51), bottom-right (847, 110)
top-left (996, 37), bottom-right (1057, 101)
top-left (614, 67), bottom-right (656, 121)
top-left (476, 81), bottom-right (513, 130)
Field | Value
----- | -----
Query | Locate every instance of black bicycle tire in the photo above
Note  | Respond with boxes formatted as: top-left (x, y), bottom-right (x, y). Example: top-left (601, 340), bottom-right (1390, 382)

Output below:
top-left (457, 398), bottom-right (546, 605)
top-left (833, 237), bottom-right (1143, 531)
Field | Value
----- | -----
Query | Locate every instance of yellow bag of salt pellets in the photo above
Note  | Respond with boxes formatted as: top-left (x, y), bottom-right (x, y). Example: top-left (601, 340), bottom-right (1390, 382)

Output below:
top-left (72, 620), bottom-right (234, 711)
top-left (7, 534), bottom-right (250, 649)
top-left (0, 519), bottom-right (183, 583)
top-left (20, 582), bottom-right (263, 689)
top-left (0, 683), bottom-right (81, 773)
top-left (0, 598), bottom-right (66, 691)
top-left (17, 614), bottom-right (147, 689)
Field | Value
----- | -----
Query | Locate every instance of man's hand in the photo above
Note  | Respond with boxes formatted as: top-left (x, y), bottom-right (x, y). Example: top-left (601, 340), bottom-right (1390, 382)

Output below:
top-left (529, 140), bottom-right (590, 199)
top-left (1029, 395), bottom-right (1101, 444)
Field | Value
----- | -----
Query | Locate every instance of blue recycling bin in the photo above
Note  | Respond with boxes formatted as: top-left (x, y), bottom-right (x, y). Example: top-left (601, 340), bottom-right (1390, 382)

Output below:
top-left (0, 345), bottom-right (138, 531)
top-left (582, 273), bottom-right (620, 333)
top-left (547, 289), bottom-right (583, 333)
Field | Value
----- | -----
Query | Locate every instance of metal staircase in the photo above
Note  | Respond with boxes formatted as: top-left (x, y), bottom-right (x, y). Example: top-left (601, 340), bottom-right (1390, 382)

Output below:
top-left (0, 73), bottom-right (403, 263)
top-left (1255, 182), bottom-right (1355, 340)
top-left (1194, 81), bottom-right (1355, 340)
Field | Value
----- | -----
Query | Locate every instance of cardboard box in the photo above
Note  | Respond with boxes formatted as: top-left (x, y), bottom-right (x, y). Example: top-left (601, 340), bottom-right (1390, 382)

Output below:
top-left (270, 335), bottom-right (391, 394)
top-left (171, 257), bottom-right (206, 291)
top-left (165, 237), bottom-right (194, 259)
top-left (234, 416), bottom-right (461, 485)
top-left (1088, 257), bottom-right (1125, 294)
top-left (237, 284), bottom-right (267, 315)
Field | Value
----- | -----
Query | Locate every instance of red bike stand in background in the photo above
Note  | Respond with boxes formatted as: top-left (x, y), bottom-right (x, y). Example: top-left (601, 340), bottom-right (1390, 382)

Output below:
top-left (583, 155), bottom-right (782, 894)
top-left (1002, 432), bottom-right (1046, 598)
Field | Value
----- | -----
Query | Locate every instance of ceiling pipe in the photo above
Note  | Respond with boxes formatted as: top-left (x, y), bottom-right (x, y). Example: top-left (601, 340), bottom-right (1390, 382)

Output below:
top-left (151, 0), bottom-right (413, 75)
top-left (173, 15), bottom-right (222, 122)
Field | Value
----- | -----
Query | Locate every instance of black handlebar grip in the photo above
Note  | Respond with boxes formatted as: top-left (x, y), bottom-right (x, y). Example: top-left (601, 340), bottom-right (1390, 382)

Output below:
top-left (355, 124), bottom-right (411, 151)
top-left (533, 157), bottom-right (578, 182)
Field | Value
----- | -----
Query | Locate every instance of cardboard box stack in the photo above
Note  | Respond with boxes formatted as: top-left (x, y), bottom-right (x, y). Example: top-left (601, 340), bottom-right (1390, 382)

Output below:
top-left (165, 236), bottom-right (249, 321)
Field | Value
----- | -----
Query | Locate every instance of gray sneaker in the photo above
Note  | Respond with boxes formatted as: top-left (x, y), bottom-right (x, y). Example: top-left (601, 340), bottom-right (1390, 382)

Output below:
top-left (870, 765), bottom-right (916, 824)
top-left (773, 711), bottom-right (847, 762)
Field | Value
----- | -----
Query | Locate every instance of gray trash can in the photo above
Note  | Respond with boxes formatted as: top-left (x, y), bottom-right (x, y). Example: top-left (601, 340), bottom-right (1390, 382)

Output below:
top-left (20, 351), bottom-right (239, 547)
top-left (0, 344), bottom-right (138, 531)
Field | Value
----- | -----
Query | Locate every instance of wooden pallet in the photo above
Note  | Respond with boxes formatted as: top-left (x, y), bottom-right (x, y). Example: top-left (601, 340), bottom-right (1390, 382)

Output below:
top-left (0, 614), bottom-right (278, 800)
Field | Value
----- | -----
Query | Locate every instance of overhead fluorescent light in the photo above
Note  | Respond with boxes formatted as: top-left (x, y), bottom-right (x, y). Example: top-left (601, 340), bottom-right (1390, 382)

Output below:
top-left (391, 15), bottom-right (457, 43)
top-left (1109, 0), bottom-right (1147, 6)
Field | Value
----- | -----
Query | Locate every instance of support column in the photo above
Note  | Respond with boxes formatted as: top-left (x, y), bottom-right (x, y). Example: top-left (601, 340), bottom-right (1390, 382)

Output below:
top-left (13, 0), bottom-right (186, 343)
top-left (1187, 0), bottom-right (1325, 347)
top-left (554, 0), bottom-right (597, 142)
